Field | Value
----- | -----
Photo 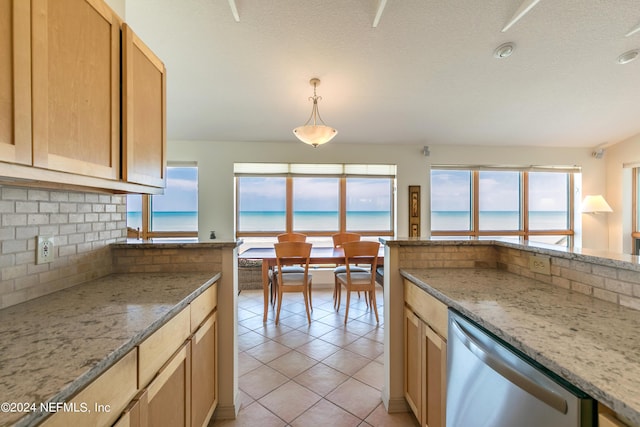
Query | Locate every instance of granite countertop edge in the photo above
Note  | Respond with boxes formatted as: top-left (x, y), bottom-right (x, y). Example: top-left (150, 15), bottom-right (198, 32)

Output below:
top-left (10, 271), bottom-right (221, 427)
top-left (400, 268), bottom-right (640, 427)
top-left (381, 238), bottom-right (640, 273)
top-left (112, 239), bottom-right (242, 249)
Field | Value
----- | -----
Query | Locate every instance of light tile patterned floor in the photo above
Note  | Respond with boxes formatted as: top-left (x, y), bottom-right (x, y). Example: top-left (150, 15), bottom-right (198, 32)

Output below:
top-left (212, 288), bottom-right (419, 427)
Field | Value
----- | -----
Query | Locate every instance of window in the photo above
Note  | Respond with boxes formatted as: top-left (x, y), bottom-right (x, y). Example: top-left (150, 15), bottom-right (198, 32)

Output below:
top-left (346, 177), bottom-right (393, 232)
top-left (431, 167), bottom-right (575, 246)
top-left (126, 165), bottom-right (198, 239)
top-left (293, 177), bottom-right (340, 232)
top-left (479, 171), bottom-right (520, 231)
top-left (235, 163), bottom-right (396, 238)
top-left (237, 177), bottom-right (286, 232)
top-left (431, 170), bottom-right (471, 231)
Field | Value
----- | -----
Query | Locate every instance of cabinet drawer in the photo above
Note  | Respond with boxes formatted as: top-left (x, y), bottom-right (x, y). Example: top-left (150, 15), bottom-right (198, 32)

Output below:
top-left (41, 348), bottom-right (137, 427)
top-left (404, 279), bottom-right (448, 338)
top-left (190, 283), bottom-right (217, 332)
top-left (138, 307), bottom-right (190, 388)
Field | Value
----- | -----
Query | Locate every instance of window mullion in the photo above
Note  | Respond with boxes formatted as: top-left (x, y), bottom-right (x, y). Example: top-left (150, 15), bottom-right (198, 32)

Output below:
top-left (286, 176), bottom-right (293, 233)
top-left (142, 194), bottom-right (151, 240)
top-left (472, 170), bottom-right (479, 237)
top-left (522, 171), bottom-right (529, 240)
top-left (340, 177), bottom-right (347, 232)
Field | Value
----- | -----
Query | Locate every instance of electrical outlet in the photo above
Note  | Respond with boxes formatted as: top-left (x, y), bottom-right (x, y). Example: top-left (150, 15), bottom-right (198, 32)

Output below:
top-left (529, 255), bottom-right (550, 275)
top-left (36, 236), bottom-right (55, 265)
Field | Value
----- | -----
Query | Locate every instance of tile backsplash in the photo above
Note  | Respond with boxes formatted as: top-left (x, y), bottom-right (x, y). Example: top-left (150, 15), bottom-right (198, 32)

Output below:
top-left (0, 186), bottom-right (126, 308)
top-left (397, 242), bottom-right (640, 311)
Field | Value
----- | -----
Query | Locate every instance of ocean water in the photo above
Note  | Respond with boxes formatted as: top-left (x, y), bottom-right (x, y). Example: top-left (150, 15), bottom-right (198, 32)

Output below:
top-left (127, 211), bottom-right (198, 231)
top-left (432, 211), bottom-right (568, 231)
top-left (127, 210), bottom-right (567, 233)
top-left (238, 211), bottom-right (392, 232)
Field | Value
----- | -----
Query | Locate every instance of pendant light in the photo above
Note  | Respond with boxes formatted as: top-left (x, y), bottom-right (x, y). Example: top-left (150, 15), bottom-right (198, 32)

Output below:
top-left (293, 78), bottom-right (338, 148)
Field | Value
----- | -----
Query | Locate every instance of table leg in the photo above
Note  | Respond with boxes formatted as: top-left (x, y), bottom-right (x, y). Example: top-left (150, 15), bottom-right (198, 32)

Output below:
top-left (262, 260), bottom-right (269, 322)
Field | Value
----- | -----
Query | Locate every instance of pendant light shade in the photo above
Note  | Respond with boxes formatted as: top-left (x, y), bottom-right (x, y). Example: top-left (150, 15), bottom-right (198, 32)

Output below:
top-left (293, 78), bottom-right (337, 148)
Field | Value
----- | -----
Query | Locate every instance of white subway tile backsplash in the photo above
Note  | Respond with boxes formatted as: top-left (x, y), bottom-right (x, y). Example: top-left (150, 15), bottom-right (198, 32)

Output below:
top-left (16, 201), bottom-right (38, 213)
top-left (28, 190), bottom-right (49, 201)
top-left (0, 186), bottom-right (125, 309)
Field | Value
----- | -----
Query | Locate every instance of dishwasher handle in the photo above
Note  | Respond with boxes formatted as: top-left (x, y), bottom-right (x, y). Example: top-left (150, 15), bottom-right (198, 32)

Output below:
top-left (450, 318), bottom-right (568, 414)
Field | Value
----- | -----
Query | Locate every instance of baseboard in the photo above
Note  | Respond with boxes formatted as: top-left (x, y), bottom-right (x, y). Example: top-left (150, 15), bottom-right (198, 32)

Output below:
top-left (212, 400), bottom-right (240, 421)
top-left (382, 389), bottom-right (410, 413)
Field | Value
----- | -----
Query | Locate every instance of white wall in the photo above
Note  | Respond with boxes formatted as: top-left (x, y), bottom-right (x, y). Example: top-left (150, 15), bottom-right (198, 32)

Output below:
top-left (104, 0), bottom-right (126, 18)
top-left (167, 141), bottom-right (608, 249)
top-left (605, 133), bottom-right (640, 253)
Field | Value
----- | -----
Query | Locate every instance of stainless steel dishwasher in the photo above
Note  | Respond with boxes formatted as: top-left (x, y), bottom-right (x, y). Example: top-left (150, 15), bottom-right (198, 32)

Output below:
top-left (446, 310), bottom-right (595, 427)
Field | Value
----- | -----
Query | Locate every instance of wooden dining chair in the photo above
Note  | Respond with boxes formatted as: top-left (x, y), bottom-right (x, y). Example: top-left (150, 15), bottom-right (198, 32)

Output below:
top-left (335, 241), bottom-right (380, 324)
top-left (332, 232), bottom-right (368, 310)
top-left (273, 241), bottom-right (313, 325)
top-left (270, 233), bottom-right (308, 305)
top-left (277, 232), bottom-right (307, 242)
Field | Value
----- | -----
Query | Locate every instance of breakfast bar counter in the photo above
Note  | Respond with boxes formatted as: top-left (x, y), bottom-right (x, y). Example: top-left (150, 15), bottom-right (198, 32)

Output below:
top-left (0, 271), bottom-right (220, 427)
top-left (401, 267), bottom-right (640, 427)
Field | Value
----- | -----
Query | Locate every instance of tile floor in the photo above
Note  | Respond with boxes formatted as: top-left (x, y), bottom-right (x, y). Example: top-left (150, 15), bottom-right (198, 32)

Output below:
top-left (211, 287), bottom-right (419, 427)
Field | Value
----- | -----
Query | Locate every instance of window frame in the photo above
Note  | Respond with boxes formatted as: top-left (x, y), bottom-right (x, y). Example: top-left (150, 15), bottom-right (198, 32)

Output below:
top-left (632, 168), bottom-right (640, 254)
top-left (430, 167), bottom-right (575, 245)
top-left (235, 164), bottom-right (396, 238)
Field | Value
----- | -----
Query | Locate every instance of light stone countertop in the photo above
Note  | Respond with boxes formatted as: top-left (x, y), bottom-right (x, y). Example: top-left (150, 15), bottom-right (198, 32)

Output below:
top-left (0, 272), bottom-right (220, 427)
top-left (401, 268), bottom-right (640, 427)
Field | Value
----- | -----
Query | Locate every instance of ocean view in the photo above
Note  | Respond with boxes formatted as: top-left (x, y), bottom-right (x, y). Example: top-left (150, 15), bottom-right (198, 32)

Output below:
top-left (127, 210), bottom-right (568, 232)
top-left (127, 211), bottom-right (198, 231)
top-left (239, 211), bottom-right (392, 231)
top-left (432, 211), bottom-right (568, 230)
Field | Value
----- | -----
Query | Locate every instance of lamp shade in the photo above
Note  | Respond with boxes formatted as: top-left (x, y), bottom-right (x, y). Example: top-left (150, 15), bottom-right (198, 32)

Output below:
top-left (293, 125), bottom-right (338, 147)
top-left (580, 195), bottom-right (613, 213)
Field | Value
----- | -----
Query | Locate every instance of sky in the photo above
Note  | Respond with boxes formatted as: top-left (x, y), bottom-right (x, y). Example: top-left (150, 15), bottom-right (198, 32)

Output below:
top-left (127, 167), bottom-right (198, 212)
top-left (237, 177), bottom-right (392, 212)
top-left (431, 170), bottom-right (568, 212)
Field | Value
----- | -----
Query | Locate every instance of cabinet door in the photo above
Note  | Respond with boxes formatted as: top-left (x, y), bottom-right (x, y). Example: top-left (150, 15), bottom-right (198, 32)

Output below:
top-left (122, 23), bottom-right (167, 188)
top-left (423, 325), bottom-right (446, 427)
top-left (191, 311), bottom-right (218, 427)
top-left (404, 307), bottom-right (422, 421)
top-left (112, 397), bottom-right (143, 427)
top-left (146, 341), bottom-right (191, 427)
top-left (0, 0), bottom-right (31, 164)
top-left (31, 0), bottom-right (120, 179)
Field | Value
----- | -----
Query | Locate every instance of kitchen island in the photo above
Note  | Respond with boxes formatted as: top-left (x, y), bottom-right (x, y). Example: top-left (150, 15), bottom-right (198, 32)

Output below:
top-left (401, 267), bottom-right (640, 426)
top-left (0, 271), bottom-right (219, 427)
top-left (381, 238), bottom-right (640, 427)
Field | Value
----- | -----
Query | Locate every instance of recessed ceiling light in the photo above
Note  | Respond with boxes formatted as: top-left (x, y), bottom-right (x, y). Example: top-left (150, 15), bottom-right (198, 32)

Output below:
top-left (617, 49), bottom-right (639, 65)
top-left (494, 42), bottom-right (515, 59)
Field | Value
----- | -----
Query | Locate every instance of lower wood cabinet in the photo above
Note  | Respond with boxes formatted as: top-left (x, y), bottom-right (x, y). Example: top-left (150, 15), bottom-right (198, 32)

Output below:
top-left (39, 283), bottom-right (218, 427)
top-left (191, 311), bottom-right (218, 427)
top-left (404, 280), bottom-right (448, 427)
top-left (599, 404), bottom-right (631, 427)
top-left (112, 283), bottom-right (218, 427)
top-left (41, 349), bottom-right (138, 427)
top-left (113, 342), bottom-right (191, 427)
top-left (146, 341), bottom-right (191, 427)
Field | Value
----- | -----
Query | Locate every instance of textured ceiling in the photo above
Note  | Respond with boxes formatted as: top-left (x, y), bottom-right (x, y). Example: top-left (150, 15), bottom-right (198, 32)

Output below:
top-left (124, 0), bottom-right (640, 147)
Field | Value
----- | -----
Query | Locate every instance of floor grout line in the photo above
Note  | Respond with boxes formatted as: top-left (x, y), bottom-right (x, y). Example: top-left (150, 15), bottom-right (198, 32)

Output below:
top-left (213, 288), bottom-right (417, 427)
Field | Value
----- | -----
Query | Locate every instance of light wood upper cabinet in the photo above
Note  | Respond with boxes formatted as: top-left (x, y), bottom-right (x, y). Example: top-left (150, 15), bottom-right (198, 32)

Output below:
top-left (122, 23), bottom-right (167, 188)
top-left (31, 0), bottom-right (120, 180)
top-left (0, 0), bottom-right (32, 165)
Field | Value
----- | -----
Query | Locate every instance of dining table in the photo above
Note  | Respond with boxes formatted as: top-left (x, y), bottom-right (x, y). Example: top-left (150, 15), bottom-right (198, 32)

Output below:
top-left (238, 246), bottom-right (384, 322)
